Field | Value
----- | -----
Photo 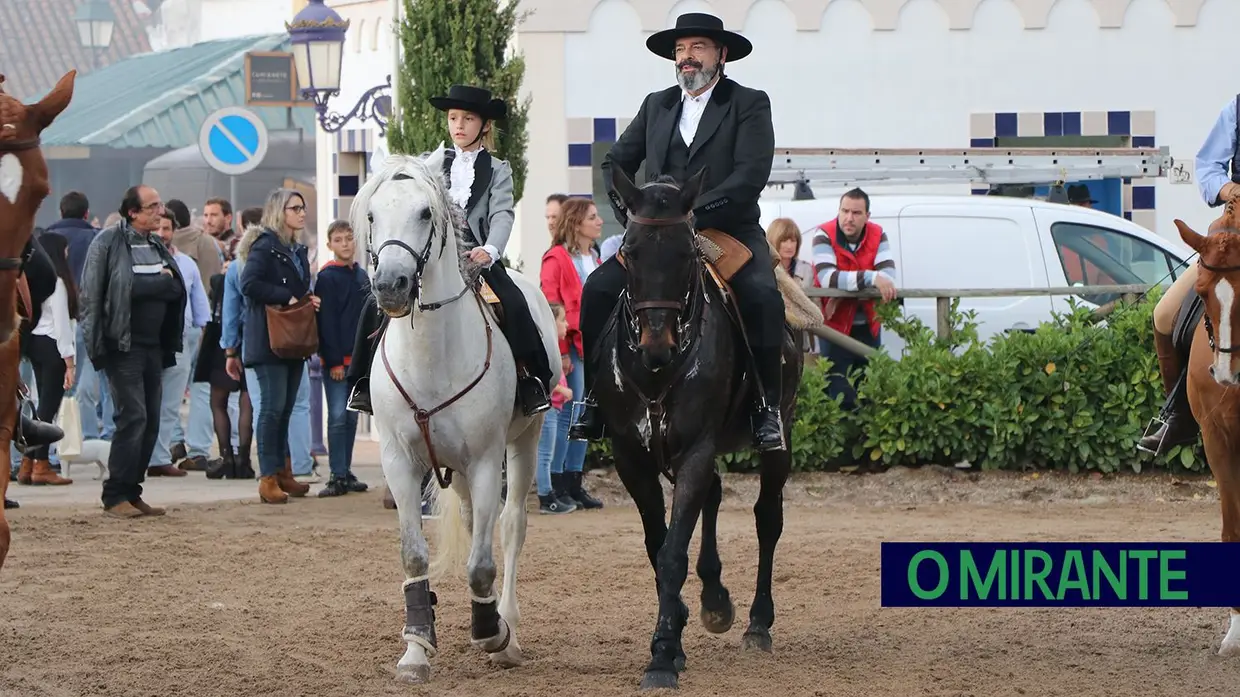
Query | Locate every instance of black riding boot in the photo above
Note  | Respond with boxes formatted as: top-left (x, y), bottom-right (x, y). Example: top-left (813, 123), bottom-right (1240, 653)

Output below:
top-left (347, 300), bottom-right (388, 416)
top-left (16, 411), bottom-right (64, 453)
top-left (750, 344), bottom-right (786, 452)
top-left (1138, 330), bottom-right (1198, 454)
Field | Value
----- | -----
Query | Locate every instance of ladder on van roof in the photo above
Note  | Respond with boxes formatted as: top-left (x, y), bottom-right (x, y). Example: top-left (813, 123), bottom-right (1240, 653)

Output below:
top-left (767, 146), bottom-right (1174, 187)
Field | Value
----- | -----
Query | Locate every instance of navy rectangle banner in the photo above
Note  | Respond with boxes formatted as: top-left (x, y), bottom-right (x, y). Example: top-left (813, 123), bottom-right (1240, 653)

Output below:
top-left (880, 542), bottom-right (1240, 607)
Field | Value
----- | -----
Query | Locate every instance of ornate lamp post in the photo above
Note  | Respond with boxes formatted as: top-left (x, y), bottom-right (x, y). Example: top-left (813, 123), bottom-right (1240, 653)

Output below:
top-left (74, 0), bottom-right (115, 69)
top-left (286, 0), bottom-right (392, 135)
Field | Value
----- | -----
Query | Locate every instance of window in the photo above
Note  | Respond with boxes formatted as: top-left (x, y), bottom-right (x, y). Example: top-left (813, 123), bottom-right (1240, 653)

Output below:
top-left (1050, 222), bottom-right (1183, 306)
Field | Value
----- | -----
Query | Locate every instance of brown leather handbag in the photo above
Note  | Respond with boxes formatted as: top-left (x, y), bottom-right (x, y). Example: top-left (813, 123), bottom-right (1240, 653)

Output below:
top-left (265, 296), bottom-right (319, 359)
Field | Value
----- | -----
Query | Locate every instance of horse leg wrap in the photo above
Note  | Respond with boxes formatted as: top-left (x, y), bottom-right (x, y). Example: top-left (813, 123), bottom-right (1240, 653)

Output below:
top-left (401, 576), bottom-right (438, 657)
top-left (470, 595), bottom-right (511, 653)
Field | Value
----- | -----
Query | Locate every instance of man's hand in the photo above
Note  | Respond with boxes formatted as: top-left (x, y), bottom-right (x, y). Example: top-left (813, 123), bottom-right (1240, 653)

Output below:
top-left (1223, 182), bottom-right (1240, 202)
top-left (330, 366), bottom-right (346, 381)
top-left (226, 356), bottom-right (242, 381)
top-left (874, 274), bottom-right (898, 302)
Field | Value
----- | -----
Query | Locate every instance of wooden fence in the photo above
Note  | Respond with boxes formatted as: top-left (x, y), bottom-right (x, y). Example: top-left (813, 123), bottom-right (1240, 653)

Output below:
top-left (803, 284), bottom-right (1156, 357)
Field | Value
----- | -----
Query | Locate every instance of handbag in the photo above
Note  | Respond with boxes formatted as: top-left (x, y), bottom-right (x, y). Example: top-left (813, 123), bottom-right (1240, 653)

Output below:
top-left (265, 295), bottom-right (319, 359)
top-left (57, 394), bottom-right (83, 458)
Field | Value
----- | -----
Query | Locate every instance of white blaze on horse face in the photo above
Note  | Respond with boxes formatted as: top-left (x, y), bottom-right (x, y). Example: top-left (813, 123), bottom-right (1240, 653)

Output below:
top-left (0, 154), bottom-right (22, 203)
top-left (1214, 278), bottom-right (1237, 384)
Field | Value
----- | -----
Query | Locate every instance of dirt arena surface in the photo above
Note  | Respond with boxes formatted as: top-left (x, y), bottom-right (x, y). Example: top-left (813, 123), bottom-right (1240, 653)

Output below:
top-left (2, 463), bottom-right (1238, 697)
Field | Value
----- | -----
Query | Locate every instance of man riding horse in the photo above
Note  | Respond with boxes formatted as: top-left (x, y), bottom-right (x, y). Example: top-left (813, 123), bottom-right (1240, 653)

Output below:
top-left (568, 12), bottom-right (788, 452)
top-left (1139, 95), bottom-right (1240, 456)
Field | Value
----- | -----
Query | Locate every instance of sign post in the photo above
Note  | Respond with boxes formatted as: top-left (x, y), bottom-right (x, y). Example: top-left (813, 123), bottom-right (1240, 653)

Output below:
top-left (199, 106), bottom-right (270, 207)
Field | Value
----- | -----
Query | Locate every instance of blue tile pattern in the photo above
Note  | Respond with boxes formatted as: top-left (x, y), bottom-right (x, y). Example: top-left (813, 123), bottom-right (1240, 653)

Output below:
top-left (568, 143), bottom-right (593, 167)
top-left (594, 118), bottom-right (616, 143)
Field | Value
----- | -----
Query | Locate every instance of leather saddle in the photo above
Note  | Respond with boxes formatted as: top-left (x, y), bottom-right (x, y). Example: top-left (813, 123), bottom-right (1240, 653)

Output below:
top-left (476, 279), bottom-right (504, 324)
top-left (615, 227), bottom-right (752, 326)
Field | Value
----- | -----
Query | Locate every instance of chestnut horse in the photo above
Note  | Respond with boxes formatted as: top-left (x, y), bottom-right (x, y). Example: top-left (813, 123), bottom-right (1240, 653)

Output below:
top-left (0, 71), bottom-right (77, 571)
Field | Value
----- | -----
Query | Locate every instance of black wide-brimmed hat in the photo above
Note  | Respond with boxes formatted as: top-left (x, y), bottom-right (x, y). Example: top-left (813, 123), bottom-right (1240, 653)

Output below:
top-left (1067, 183), bottom-right (1098, 204)
top-left (428, 84), bottom-right (507, 121)
top-left (646, 12), bottom-right (752, 62)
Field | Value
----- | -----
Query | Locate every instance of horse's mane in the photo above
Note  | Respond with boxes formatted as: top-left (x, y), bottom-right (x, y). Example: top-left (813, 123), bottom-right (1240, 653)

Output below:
top-left (350, 146), bottom-right (472, 276)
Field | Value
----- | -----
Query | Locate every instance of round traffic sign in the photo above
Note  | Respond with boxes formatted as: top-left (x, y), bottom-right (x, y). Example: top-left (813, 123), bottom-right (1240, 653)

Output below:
top-left (198, 106), bottom-right (269, 176)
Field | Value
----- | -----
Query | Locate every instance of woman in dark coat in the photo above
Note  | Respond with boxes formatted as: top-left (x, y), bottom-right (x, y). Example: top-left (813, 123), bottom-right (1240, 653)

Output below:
top-left (194, 269), bottom-right (254, 480)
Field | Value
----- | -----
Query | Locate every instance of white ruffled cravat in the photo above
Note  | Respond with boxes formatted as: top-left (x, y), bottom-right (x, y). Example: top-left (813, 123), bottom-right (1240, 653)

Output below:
top-left (448, 145), bottom-right (480, 210)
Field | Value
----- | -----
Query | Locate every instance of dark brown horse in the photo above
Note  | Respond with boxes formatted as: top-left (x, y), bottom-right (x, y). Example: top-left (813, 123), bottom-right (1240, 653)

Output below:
top-left (0, 70), bottom-right (76, 571)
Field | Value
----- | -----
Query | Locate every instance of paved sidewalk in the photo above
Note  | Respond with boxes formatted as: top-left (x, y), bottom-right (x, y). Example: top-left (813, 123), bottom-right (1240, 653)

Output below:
top-left (6, 439), bottom-right (387, 510)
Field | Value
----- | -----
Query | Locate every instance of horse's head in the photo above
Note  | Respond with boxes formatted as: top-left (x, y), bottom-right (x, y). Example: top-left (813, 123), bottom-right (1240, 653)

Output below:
top-left (0, 71), bottom-right (75, 342)
top-left (353, 145), bottom-right (465, 317)
top-left (610, 165), bottom-right (707, 370)
top-left (1178, 210), bottom-right (1240, 385)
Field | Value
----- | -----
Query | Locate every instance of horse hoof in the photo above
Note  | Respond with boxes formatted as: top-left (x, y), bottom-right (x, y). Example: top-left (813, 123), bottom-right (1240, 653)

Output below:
top-left (742, 630), bottom-right (773, 653)
top-left (395, 663), bottom-right (431, 684)
top-left (488, 641), bottom-right (524, 668)
top-left (640, 669), bottom-right (679, 691)
top-left (1220, 641), bottom-right (1240, 657)
top-left (700, 602), bottom-right (734, 634)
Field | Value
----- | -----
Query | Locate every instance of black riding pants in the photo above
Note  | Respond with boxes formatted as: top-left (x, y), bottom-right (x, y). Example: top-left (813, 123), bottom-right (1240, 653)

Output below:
top-left (346, 295), bottom-right (384, 390)
top-left (481, 261), bottom-right (553, 388)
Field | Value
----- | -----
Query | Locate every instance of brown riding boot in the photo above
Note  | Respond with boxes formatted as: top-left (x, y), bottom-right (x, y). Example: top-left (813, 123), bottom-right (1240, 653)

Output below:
top-left (16, 457), bottom-right (32, 485)
top-left (30, 460), bottom-right (71, 485)
top-left (1138, 330), bottom-right (1198, 454)
top-left (276, 458), bottom-right (309, 497)
top-left (259, 476), bottom-right (288, 504)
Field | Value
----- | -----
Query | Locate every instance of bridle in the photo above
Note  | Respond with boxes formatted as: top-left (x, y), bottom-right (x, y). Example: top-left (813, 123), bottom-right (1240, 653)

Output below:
top-left (0, 134), bottom-right (39, 275)
top-left (366, 182), bottom-right (472, 318)
top-left (1199, 255), bottom-right (1240, 354)
top-left (622, 210), bottom-right (706, 350)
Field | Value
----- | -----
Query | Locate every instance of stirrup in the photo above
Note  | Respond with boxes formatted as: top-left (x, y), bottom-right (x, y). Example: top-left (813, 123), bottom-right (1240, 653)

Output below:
top-left (1136, 414), bottom-right (1169, 455)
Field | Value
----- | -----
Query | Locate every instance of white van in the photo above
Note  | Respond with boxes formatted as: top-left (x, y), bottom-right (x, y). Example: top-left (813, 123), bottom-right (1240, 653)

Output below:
top-left (759, 194), bottom-right (1195, 357)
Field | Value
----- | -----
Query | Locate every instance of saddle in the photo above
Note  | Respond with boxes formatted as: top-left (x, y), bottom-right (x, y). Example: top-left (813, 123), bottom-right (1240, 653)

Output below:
top-left (476, 279), bottom-right (504, 324)
top-left (1172, 289), bottom-right (1205, 362)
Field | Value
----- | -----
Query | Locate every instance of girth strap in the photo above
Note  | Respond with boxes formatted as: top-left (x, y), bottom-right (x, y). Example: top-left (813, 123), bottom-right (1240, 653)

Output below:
top-left (378, 292), bottom-right (495, 489)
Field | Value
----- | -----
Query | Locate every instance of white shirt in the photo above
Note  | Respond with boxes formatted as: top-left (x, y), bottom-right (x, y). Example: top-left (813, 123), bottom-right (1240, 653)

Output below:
top-left (449, 144), bottom-right (499, 267)
top-left (678, 80), bottom-right (717, 147)
top-left (32, 277), bottom-right (75, 360)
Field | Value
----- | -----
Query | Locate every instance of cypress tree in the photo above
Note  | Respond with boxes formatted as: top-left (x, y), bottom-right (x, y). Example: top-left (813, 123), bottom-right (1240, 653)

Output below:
top-left (387, 0), bottom-right (530, 205)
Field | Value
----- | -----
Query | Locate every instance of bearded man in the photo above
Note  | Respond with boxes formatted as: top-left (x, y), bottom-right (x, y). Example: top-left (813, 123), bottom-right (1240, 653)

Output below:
top-left (567, 12), bottom-right (787, 452)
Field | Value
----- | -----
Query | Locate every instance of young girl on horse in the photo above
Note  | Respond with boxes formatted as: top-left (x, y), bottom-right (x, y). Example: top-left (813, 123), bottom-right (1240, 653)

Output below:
top-left (346, 84), bottom-right (554, 418)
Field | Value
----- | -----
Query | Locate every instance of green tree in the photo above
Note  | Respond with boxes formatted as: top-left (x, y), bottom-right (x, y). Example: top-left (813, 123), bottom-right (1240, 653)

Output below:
top-left (388, 0), bottom-right (531, 203)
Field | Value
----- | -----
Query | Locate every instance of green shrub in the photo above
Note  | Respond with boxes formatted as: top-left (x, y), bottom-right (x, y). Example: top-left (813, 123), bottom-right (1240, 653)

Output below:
top-left (584, 286), bottom-right (1207, 475)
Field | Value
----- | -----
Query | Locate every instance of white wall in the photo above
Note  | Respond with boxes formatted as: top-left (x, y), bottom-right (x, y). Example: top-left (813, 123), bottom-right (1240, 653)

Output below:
top-left (554, 0), bottom-right (1236, 241)
top-left (152, 0), bottom-right (294, 48)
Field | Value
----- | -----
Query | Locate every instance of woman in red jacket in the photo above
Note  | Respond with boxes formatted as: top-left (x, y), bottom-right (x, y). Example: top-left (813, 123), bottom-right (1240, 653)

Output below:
top-left (539, 197), bottom-right (604, 511)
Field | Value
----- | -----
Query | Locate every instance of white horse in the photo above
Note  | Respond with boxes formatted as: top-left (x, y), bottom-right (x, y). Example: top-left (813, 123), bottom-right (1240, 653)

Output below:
top-left (350, 144), bottom-right (561, 684)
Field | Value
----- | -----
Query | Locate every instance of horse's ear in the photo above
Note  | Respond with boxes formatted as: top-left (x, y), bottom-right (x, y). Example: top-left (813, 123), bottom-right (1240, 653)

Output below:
top-left (679, 167), bottom-right (708, 213)
top-left (1175, 218), bottom-right (1207, 252)
top-left (424, 143), bottom-right (447, 181)
top-left (609, 164), bottom-right (641, 212)
top-left (30, 71), bottom-right (75, 131)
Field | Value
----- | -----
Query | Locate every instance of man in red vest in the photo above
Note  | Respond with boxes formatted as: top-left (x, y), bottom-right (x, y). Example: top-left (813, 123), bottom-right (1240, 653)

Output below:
top-left (811, 188), bottom-right (897, 409)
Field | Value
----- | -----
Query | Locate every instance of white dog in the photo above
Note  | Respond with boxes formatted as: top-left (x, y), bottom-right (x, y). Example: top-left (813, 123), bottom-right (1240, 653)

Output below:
top-left (57, 439), bottom-right (110, 481)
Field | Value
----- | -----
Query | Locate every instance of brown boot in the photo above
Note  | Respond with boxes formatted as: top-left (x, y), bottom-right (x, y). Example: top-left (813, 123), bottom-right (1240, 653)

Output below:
top-left (276, 458), bottom-right (310, 497)
top-left (131, 498), bottom-right (166, 516)
top-left (16, 457), bottom-right (32, 485)
top-left (103, 501), bottom-right (143, 519)
top-left (1139, 330), bottom-right (1199, 454)
top-left (259, 475), bottom-right (288, 504)
top-left (31, 460), bottom-right (71, 485)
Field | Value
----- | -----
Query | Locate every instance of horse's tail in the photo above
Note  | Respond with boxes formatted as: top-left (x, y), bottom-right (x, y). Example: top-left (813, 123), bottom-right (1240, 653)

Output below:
top-left (427, 475), bottom-right (473, 582)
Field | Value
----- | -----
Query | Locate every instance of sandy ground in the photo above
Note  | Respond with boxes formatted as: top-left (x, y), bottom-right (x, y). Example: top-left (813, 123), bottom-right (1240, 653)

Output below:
top-left (2, 442), bottom-right (1238, 697)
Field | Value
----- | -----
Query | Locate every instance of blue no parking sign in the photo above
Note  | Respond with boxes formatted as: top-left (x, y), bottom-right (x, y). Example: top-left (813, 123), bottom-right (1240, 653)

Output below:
top-left (198, 106), bottom-right (269, 176)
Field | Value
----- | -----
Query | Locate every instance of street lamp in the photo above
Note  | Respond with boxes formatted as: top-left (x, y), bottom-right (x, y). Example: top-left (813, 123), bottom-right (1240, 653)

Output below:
top-left (75, 0), bottom-right (115, 68)
top-left (286, 0), bottom-right (391, 135)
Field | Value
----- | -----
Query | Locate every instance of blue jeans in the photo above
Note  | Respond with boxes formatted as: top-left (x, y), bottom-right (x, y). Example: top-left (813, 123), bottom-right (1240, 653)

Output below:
top-left (149, 326), bottom-right (200, 467)
top-left (252, 361), bottom-right (303, 477)
top-left (309, 356), bottom-right (328, 456)
top-left (535, 405), bottom-right (561, 496)
top-left (246, 364), bottom-right (313, 474)
top-left (74, 324), bottom-right (113, 440)
top-left (552, 345), bottom-right (587, 474)
top-left (322, 375), bottom-right (357, 479)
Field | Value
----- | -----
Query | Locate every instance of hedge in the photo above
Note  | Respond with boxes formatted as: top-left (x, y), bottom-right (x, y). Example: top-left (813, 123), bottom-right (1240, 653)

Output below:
top-left (586, 286), bottom-right (1210, 474)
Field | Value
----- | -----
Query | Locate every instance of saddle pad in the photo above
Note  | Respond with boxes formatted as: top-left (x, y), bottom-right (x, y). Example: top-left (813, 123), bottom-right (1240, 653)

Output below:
top-left (695, 228), bottom-right (752, 282)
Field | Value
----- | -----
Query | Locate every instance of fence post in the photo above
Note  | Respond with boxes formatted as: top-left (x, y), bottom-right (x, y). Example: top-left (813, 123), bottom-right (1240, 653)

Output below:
top-left (935, 296), bottom-right (952, 340)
